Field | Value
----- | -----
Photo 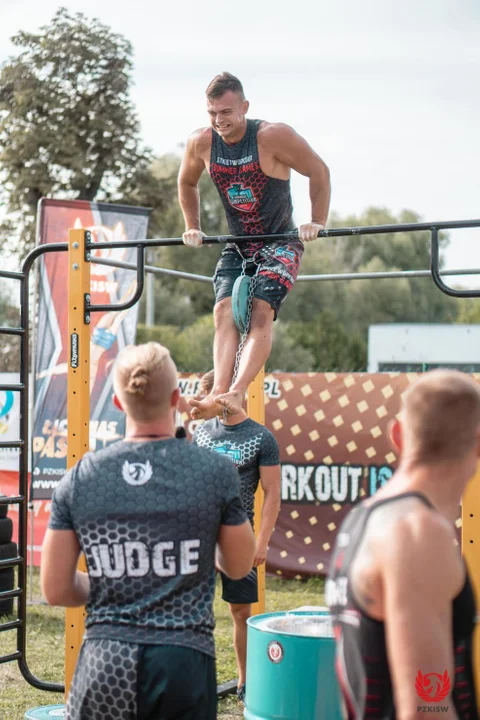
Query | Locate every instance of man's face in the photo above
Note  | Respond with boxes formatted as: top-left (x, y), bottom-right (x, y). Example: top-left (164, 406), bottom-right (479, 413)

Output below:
top-left (207, 90), bottom-right (249, 141)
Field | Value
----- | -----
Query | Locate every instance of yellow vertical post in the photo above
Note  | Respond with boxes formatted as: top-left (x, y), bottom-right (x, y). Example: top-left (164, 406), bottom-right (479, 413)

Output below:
top-left (248, 367), bottom-right (266, 616)
top-left (462, 464), bottom-right (480, 710)
top-left (65, 228), bottom-right (91, 695)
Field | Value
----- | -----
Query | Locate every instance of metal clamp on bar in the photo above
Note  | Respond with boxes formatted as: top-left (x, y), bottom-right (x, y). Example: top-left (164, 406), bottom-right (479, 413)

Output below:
top-left (86, 245), bottom-right (145, 314)
top-left (430, 229), bottom-right (480, 298)
top-left (85, 230), bottom-right (93, 262)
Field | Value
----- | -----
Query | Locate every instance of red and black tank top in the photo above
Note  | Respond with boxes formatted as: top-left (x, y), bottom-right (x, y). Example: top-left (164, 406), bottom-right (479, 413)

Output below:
top-left (209, 119), bottom-right (294, 255)
top-left (326, 492), bottom-right (477, 719)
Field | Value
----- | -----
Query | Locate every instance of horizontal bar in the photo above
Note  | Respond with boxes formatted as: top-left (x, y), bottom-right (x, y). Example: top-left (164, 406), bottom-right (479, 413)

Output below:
top-left (0, 327), bottom-right (24, 336)
top-left (0, 384), bottom-right (23, 391)
top-left (0, 441), bottom-right (23, 449)
top-left (0, 556), bottom-right (23, 570)
top-left (0, 495), bottom-right (23, 506)
top-left (92, 256), bottom-right (213, 283)
top-left (0, 588), bottom-right (21, 602)
top-left (297, 267), bottom-right (480, 283)
top-left (0, 270), bottom-right (24, 280)
top-left (0, 651), bottom-right (22, 664)
top-left (217, 679), bottom-right (237, 698)
top-left (91, 256), bottom-right (480, 287)
top-left (87, 218), bottom-right (480, 250)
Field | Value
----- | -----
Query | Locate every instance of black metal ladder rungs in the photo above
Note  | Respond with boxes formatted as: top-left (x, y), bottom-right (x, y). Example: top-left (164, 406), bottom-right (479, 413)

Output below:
top-left (0, 327), bottom-right (24, 336)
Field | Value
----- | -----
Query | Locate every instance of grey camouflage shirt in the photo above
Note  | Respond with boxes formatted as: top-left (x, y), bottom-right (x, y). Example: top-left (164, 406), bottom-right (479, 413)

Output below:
top-left (49, 438), bottom-right (247, 657)
top-left (193, 418), bottom-right (280, 524)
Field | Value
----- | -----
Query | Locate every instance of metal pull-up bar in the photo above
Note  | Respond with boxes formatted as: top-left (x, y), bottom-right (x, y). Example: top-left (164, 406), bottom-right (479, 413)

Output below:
top-left (83, 218), bottom-right (480, 318)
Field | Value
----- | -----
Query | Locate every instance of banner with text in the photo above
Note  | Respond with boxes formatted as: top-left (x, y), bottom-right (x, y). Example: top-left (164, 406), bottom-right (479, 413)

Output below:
top-left (31, 199), bottom-right (150, 499)
top-left (177, 372), bottom-right (422, 578)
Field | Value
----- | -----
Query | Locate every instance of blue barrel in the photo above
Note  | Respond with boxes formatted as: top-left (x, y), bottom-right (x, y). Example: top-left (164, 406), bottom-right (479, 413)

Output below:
top-left (24, 706), bottom-right (65, 719)
top-left (245, 611), bottom-right (343, 720)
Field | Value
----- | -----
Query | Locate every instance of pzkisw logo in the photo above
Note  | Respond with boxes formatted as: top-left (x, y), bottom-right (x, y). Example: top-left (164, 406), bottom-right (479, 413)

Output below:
top-left (122, 460), bottom-right (153, 486)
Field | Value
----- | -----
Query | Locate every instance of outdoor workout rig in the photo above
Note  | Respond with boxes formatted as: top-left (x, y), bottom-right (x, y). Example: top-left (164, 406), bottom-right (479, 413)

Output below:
top-left (0, 217), bottom-right (479, 701)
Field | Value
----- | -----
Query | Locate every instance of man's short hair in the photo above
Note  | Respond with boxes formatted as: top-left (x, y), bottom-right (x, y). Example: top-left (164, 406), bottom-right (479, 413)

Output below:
top-left (206, 72), bottom-right (245, 100)
top-left (402, 369), bottom-right (480, 463)
top-left (114, 342), bottom-right (178, 423)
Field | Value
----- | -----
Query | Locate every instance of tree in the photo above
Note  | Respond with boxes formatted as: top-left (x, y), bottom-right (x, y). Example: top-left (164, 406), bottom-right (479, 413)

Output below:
top-left (286, 313), bottom-right (366, 371)
top-left (267, 321), bottom-right (316, 372)
top-left (137, 316), bottom-right (215, 372)
top-left (0, 8), bottom-right (164, 256)
top-left (457, 299), bottom-right (480, 324)
top-left (136, 153), bottom-right (228, 322)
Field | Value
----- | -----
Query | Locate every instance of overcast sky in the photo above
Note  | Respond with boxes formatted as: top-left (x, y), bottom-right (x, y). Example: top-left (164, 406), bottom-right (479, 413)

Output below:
top-left (2, 0), bottom-right (480, 281)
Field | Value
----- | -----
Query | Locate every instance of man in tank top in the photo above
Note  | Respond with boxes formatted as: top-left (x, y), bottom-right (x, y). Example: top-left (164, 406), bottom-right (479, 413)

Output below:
top-left (327, 370), bottom-right (480, 719)
top-left (178, 72), bottom-right (331, 421)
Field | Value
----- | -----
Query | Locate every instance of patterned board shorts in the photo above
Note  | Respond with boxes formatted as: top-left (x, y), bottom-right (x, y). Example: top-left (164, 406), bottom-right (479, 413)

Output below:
top-left (66, 639), bottom-right (216, 720)
top-left (213, 240), bottom-right (304, 320)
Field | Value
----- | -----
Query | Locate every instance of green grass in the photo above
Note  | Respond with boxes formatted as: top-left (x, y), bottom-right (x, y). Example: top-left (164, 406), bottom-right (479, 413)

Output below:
top-left (0, 571), bottom-right (324, 720)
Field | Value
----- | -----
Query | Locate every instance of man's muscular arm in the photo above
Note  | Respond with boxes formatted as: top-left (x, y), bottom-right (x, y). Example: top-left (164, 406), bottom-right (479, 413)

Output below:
top-left (380, 512), bottom-right (463, 720)
top-left (262, 123), bottom-right (331, 238)
top-left (178, 131), bottom-right (207, 246)
top-left (254, 464), bottom-right (281, 567)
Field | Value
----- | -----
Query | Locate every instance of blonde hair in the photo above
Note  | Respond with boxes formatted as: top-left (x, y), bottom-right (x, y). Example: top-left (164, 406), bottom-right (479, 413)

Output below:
top-left (401, 370), bottom-right (480, 463)
top-left (199, 370), bottom-right (214, 396)
top-left (113, 342), bottom-right (178, 423)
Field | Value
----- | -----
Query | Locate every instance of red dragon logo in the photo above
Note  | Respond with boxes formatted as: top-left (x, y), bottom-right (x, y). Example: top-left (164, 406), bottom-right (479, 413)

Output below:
top-left (415, 670), bottom-right (450, 702)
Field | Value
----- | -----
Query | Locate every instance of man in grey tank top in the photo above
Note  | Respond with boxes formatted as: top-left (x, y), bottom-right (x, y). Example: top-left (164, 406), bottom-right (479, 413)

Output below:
top-left (41, 343), bottom-right (256, 720)
top-left (178, 72), bottom-right (331, 421)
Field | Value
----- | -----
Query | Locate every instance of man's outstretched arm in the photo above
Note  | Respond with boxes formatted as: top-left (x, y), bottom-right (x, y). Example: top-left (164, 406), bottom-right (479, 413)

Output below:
top-left (178, 132), bottom-right (206, 246)
top-left (381, 513), bottom-right (463, 720)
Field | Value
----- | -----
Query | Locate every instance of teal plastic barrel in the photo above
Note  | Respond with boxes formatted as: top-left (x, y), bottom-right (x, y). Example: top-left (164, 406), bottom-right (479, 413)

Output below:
top-left (24, 706), bottom-right (65, 719)
top-left (245, 611), bottom-right (343, 720)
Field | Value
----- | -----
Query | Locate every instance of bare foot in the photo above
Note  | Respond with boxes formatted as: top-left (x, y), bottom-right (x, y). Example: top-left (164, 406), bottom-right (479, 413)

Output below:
top-left (188, 394), bottom-right (223, 420)
top-left (214, 390), bottom-right (243, 416)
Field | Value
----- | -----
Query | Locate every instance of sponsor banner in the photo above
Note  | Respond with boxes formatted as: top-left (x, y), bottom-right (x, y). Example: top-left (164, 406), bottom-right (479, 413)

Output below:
top-left (176, 372), bottom-right (417, 577)
top-left (32, 199), bottom-right (150, 499)
top-left (0, 374), bottom-right (21, 471)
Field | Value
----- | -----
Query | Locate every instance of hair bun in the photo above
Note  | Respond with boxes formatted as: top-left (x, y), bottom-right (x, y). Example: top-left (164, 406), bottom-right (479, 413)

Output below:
top-left (126, 366), bottom-right (149, 396)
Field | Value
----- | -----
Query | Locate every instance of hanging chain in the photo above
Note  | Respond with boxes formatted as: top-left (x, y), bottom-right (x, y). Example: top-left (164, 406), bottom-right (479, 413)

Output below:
top-left (223, 258), bottom-right (260, 420)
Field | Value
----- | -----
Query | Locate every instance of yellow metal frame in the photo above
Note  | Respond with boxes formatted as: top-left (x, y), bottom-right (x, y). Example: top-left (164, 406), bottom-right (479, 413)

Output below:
top-left (65, 229), bottom-right (91, 694)
top-left (462, 466), bottom-right (480, 710)
top-left (248, 367), bottom-right (266, 617)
